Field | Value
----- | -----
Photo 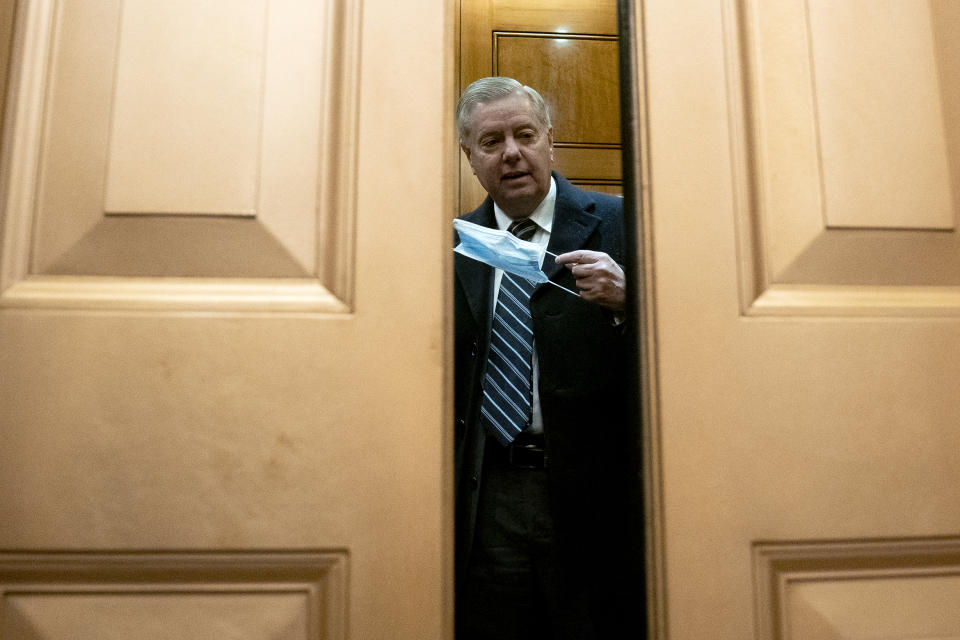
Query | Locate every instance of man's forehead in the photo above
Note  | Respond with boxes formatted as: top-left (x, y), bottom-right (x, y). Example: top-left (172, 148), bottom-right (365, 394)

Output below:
top-left (469, 96), bottom-right (540, 133)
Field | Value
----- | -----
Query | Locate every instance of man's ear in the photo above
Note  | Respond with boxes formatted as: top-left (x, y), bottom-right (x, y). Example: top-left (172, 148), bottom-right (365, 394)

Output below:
top-left (547, 127), bottom-right (555, 163)
top-left (460, 142), bottom-right (472, 162)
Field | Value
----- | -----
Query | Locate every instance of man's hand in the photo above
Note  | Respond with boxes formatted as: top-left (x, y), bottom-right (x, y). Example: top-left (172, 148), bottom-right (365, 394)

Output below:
top-left (553, 250), bottom-right (625, 313)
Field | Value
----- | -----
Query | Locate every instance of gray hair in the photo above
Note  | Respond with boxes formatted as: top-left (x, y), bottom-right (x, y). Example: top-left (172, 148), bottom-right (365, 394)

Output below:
top-left (456, 77), bottom-right (552, 141)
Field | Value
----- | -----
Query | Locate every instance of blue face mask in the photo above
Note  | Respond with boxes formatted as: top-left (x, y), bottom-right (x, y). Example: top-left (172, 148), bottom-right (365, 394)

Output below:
top-left (453, 219), bottom-right (548, 283)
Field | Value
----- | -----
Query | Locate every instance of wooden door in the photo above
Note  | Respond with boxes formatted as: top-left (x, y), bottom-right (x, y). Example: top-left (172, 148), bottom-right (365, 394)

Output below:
top-left (635, 1), bottom-right (960, 638)
top-left (458, 0), bottom-right (621, 212)
top-left (0, 1), bottom-right (452, 639)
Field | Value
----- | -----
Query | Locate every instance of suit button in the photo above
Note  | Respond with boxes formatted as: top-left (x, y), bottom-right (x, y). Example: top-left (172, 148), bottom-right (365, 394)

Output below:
top-left (470, 341), bottom-right (478, 358)
top-left (470, 474), bottom-right (479, 489)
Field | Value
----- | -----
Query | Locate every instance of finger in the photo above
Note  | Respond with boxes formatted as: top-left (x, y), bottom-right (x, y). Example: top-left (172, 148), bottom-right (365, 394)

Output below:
top-left (571, 263), bottom-right (608, 278)
top-left (573, 276), bottom-right (599, 292)
top-left (553, 251), bottom-right (579, 265)
top-left (554, 250), bottom-right (601, 265)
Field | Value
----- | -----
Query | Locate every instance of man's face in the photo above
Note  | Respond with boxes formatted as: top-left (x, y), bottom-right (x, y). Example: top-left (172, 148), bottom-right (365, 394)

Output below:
top-left (461, 91), bottom-right (554, 219)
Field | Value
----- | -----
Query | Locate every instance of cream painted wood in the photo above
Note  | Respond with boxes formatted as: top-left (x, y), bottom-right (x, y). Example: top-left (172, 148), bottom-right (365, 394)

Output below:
top-left (726, 0), bottom-right (960, 315)
top-left (638, 1), bottom-right (960, 638)
top-left (18, 0), bottom-right (337, 280)
top-left (105, 0), bottom-right (266, 217)
top-left (9, 595), bottom-right (309, 640)
top-left (0, 551), bottom-right (346, 639)
top-left (806, 1), bottom-right (953, 231)
top-left (753, 539), bottom-right (960, 640)
top-left (788, 575), bottom-right (960, 640)
top-left (0, 1), bottom-right (453, 639)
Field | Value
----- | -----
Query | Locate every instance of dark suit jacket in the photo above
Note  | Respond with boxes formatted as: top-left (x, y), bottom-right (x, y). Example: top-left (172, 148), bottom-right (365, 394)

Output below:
top-left (454, 173), bottom-right (631, 585)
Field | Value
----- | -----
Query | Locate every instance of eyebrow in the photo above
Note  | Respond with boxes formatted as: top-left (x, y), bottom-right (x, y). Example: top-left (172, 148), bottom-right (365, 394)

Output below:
top-left (479, 122), bottom-right (539, 136)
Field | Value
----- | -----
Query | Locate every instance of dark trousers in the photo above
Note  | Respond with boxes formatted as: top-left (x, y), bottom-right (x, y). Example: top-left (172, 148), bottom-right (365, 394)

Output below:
top-left (457, 443), bottom-right (597, 640)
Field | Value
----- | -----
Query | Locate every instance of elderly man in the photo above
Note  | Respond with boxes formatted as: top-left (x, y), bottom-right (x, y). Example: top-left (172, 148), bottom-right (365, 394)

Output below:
top-left (454, 76), bottom-right (635, 639)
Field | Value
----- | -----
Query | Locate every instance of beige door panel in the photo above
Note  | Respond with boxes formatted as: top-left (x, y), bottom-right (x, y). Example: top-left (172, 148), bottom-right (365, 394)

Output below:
top-left (0, 1), bottom-right (452, 638)
top-left (639, 1), bottom-right (960, 638)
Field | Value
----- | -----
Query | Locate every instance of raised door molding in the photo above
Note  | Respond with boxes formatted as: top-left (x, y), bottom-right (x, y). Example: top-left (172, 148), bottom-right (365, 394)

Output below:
top-left (0, 0), bottom-right (361, 313)
top-left (0, 550), bottom-right (348, 640)
top-left (724, 0), bottom-right (960, 316)
top-left (754, 538), bottom-right (960, 640)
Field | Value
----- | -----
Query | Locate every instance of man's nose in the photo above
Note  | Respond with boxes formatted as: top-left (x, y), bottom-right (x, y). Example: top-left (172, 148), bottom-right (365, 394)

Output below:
top-left (502, 136), bottom-right (521, 161)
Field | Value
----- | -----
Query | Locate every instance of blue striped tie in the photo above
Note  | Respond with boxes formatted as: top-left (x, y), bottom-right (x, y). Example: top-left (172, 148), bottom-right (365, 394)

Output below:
top-left (480, 218), bottom-right (539, 446)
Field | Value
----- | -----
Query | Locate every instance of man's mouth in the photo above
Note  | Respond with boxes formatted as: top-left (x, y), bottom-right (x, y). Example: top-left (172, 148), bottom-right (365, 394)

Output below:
top-left (502, 171), bottom-right (529, 181)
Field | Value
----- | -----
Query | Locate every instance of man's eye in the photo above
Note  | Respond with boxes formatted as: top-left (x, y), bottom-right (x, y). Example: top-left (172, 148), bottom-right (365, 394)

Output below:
top-left (480, 138), bottom-right (499, 149)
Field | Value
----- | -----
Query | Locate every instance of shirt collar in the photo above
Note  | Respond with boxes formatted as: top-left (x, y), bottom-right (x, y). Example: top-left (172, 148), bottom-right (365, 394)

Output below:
top-left (493, 176), bottom-right (556, 234)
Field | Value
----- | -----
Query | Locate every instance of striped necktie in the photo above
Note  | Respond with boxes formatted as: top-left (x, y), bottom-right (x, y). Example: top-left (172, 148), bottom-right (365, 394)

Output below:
top-left (480, 218), bottom-right (539, 446)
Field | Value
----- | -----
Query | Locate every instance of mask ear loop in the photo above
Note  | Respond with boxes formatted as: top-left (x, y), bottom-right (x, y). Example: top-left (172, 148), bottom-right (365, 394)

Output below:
top-left (540, 251), bottom-right (581, 297)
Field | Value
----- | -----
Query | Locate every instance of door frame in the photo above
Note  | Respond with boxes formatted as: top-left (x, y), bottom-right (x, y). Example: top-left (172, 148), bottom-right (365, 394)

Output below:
top-left (617, 0), bottom-right (664, 637)
top-left (450, 0), bottom-right (661, 636)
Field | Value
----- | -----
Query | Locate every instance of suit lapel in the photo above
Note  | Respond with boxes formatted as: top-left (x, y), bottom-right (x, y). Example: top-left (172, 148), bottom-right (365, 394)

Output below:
top-left (542, 174), bottom-right (602, 283)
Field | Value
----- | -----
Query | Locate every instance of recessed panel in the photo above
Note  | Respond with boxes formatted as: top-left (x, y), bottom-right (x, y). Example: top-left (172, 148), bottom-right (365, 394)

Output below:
top-left (754, 539), bottom-right (960, 640)
top-left (552, 146), bottom-right (621, 182)
top-left (104, 0), bottom-right (267, 216)
top-left (0, 551), bottom-right (346, 640)
top-left (0, 0), bottom-right (358, 307)
top-left (4, 592), bottom-right (309, 640)
top-left (28, 0), bottom-right (319, 276)
top-left (495, 33), bottom-right (620, 144)
top-left (808, 0), bottom-right (954, 230)
top-left (731, 0), bottom-right (960, 313)
top-left (789, 574), bottom-right (960, 640)
top-left (490, 0), bottom-right (618, 33)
